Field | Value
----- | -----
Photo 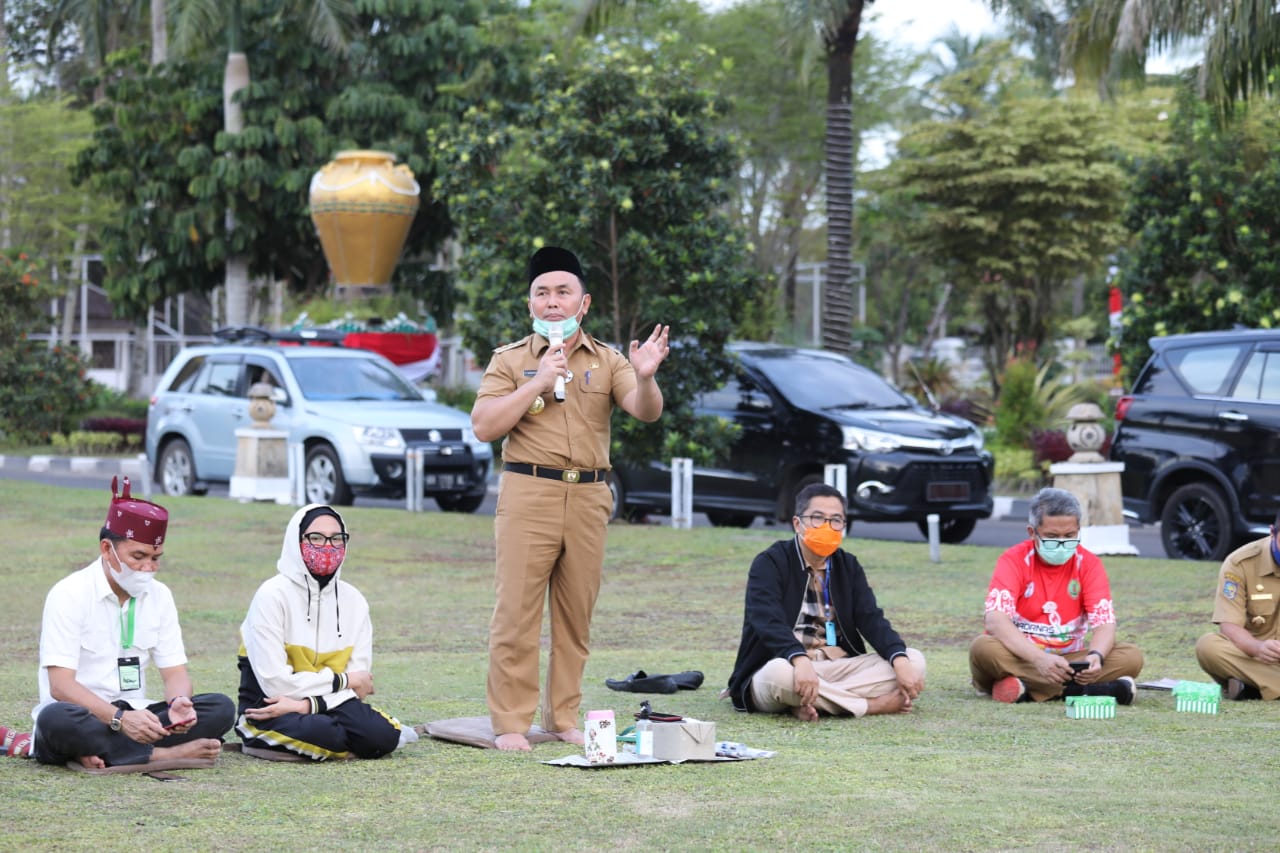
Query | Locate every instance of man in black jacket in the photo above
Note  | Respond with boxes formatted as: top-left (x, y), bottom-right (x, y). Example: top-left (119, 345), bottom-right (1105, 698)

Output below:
top-left (725, 484), bottom-right (925, 720)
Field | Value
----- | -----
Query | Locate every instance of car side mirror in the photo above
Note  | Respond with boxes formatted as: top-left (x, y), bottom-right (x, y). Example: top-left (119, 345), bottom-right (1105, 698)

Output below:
top-left (271, 386), bottom-right (289, 405)
top-left (739, 392), bottom-right (771, 413)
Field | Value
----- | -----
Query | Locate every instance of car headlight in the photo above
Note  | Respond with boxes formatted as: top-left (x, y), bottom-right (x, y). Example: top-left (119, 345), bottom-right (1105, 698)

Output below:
top-left (354, 426), bottom-right (405, 452)
top-left (842, 426), bottom-right (902, 453)
top-left (968, 428), bottom-right (985, 451)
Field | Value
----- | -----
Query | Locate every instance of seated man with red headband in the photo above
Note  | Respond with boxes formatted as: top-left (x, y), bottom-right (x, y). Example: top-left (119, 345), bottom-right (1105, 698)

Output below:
top-left (1, 477), bottom-right (234, 768)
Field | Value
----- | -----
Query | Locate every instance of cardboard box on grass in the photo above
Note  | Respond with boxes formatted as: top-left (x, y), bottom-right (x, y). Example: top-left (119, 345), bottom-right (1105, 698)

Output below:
top-left (651, 718), bottom-right (716, 761)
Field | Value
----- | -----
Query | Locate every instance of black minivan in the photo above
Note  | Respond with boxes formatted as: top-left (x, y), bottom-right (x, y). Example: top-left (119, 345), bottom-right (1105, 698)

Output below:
top-left (1110, 329), bottom-right (1280, 560)
top-left (609, 343), bottom-right (994, 542)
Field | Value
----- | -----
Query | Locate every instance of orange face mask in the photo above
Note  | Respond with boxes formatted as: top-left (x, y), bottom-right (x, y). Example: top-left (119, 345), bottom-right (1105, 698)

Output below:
top-left (800, 523), bottom-right (843, 558)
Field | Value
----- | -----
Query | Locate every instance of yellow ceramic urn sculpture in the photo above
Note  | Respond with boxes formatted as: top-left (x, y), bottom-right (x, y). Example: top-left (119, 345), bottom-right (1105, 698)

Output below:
top-left (309, 150), bottom-right (420, 292)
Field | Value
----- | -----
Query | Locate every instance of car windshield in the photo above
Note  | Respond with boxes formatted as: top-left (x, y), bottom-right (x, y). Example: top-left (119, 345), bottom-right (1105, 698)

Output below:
top-left (751, 352), bottom-right (913, 411)
top-left (288, 356), bottom-right (424, 401)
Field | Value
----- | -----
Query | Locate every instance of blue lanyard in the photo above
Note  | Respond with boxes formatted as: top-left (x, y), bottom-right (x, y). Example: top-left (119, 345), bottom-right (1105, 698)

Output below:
top-left (823, 559), bottom-right (837, 646)
top-left (822, 560), bottom-right (831, 617)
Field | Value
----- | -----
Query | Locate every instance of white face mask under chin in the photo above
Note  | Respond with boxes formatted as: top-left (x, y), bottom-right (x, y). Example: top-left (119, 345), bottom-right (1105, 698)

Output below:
top-left (109, 544), bottom-right (155, 597)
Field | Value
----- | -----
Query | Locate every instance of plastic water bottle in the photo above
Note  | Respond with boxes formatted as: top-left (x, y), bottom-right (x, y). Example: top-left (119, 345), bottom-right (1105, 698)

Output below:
top-left (635, 717), bottom-right (653, 757)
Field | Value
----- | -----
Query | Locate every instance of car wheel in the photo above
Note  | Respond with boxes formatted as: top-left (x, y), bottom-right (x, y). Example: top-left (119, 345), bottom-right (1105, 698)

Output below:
top-left (916, 517), bottom-right (978, 544)
top-left (776, 473), bottom-right (824, 521)
top-left (305, 444), bottom-right (354, 506)
top-left (1161, 483), bottom-right (1233, 561)
top-left (606, 471), bottom-right (644, 522)
top-left (707, 511), bottom-right (756, 528)
top-left (436, 492), bottom-right (485, 513)
top-left (157, 438), bottom-right (198, 497)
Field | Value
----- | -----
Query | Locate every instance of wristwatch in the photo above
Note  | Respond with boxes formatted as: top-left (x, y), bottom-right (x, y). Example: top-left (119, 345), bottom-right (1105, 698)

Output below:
top-left (109, 707), bottom-right (125, 732)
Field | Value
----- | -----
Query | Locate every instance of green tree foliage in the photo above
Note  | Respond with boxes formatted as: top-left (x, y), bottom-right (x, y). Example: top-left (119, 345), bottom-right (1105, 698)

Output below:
top-left (433, 36), bottom-right (762, 465)
top-left (882, 45), bottom-right (1129, 394)
top-left (0, 95), bottom-right (116, 265)
top-left (1118, 92), bottom-right (1280, 373)
top-left (71, 0), bottom-right (530, 322)
top-left (0, 251), bottom-right (95, 441)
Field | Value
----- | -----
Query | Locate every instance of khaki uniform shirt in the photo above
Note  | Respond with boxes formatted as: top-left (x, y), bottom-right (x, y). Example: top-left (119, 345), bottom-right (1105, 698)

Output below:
top-left (1211, 537), bottom-right (1280, 641)
top-left (476, 332), bottom-right (636, 470)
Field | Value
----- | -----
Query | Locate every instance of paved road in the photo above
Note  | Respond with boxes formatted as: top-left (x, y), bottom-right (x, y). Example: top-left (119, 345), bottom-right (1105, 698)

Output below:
top-left (0, 455), bottom-right (1167, 556)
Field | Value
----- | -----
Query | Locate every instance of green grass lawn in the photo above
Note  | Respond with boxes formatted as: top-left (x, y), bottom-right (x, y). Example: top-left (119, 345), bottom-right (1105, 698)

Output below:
top-left (0, 479), bottom-right (1261, 851)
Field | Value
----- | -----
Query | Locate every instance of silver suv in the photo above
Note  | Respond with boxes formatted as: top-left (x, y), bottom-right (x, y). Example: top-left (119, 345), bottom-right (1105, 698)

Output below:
top-left (145, 332), bottom-right (492, 510)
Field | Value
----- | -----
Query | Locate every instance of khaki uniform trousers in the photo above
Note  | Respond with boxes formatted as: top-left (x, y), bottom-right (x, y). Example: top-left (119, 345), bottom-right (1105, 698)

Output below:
top-left (969, 635), bottom-right (1145, 702)
top-left (748, 648), bottom-right (927, 717)
top-left (1195, 632), bottom-right (1280, 700)
top-left (487, 471), bottom-right (612, 735)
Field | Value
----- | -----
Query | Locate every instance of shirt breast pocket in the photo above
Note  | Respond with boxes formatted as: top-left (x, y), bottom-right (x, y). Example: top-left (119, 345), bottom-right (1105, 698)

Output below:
top-left (1246, 594), bottom-right (1279, 632)
top-left (130, 627), bottom-right (160, 656)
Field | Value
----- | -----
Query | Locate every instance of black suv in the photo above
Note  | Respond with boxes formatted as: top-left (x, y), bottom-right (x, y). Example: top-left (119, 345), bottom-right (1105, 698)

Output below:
top-left (609, 343), bottom-right (994, 542)
top-left (1110, 329), bottom-right (1280, 560)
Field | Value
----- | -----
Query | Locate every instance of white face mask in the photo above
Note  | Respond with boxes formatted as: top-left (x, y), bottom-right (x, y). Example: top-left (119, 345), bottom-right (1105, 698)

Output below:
top-left (108, 543), bottom-right (155, 598)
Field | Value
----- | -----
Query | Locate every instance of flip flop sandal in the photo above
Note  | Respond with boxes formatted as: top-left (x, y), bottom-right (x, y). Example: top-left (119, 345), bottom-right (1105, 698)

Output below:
top-left (1, 726), bottom-right (32, 758)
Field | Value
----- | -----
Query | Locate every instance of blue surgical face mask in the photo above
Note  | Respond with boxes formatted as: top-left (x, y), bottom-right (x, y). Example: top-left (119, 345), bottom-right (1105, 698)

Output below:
top-left (531, 295), bottom-right (586, 341)
top-left (1035, 534), bottom-right (1079, 566)
top-left (1270, 533), bottom-right (1280, 567)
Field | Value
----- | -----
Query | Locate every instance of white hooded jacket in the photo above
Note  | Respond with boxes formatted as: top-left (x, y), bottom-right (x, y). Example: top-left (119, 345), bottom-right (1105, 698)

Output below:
top-left (239, 504), bottom-right (372, 710)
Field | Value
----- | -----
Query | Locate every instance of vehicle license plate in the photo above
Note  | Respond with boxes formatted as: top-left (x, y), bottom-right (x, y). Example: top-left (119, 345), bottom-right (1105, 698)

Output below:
top-left (927, 481), bottom-right (969, 501)
top-left (425, 474), bottom-right (455, 488)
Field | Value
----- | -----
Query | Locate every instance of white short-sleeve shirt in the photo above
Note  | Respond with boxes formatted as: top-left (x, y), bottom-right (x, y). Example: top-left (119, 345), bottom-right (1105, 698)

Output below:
top-left (33, 559), bottom-right (188, 725)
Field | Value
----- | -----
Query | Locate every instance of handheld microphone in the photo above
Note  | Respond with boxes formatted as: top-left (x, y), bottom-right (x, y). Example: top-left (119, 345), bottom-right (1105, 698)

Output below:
top-left (548, 322), bottom-right (566, 402)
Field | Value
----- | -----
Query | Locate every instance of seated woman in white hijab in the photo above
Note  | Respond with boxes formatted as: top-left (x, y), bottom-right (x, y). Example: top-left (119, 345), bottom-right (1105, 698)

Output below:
top-left (234, 504), bottom-right (418, 760)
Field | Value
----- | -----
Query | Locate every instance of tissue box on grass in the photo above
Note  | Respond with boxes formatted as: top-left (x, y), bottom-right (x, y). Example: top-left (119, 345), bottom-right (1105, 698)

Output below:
top-left (1065, 695), bottom-right (1115, 719)
top-left (651, 719), bottom-right (716, 761)
top-left (1172, 680), bottom-right (1221, 714)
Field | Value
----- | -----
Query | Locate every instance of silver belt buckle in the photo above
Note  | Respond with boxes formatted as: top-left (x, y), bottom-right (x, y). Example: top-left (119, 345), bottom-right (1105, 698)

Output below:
top-left (562, 469), bottom-right (581, 483)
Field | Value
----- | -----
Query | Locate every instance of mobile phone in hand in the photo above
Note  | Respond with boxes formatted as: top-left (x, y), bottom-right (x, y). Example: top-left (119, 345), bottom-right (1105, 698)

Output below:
top-left (1069, 660), bottom-right (1090, 672)
top-left (164, 716), bottom-right (196, 730)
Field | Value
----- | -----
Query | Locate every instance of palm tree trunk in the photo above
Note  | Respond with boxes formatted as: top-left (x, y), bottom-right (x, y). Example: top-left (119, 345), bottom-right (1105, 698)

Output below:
top-left (151, 0), bottom-right (167, 64)
top-left (223, 48), bottom-right (251, 327)
top-left (820, 3), bottom-right (864, 356)
top-left (1, 0), bottom-right (11, 250)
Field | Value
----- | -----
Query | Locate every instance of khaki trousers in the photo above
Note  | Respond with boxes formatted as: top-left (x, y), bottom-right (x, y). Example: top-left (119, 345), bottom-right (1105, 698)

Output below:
top-left (748, 648), bottom-right (926, 717)
top-left (1196, 632), bottom-right (1280, 700)
top-left (487, 471), bottom-right (612, 735)
top-left (968, 635), bottom-right (1144, 702)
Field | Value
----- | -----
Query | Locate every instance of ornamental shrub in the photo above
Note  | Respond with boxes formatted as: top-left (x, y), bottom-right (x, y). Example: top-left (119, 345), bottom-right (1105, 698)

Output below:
top-left (0, 251), bottom-right (96, 442)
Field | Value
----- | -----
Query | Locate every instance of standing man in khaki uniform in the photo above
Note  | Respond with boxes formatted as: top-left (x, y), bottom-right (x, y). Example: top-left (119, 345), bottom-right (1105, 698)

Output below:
top-left (1196, 514), bottom-right (1280, 700)
top-left (471, 246), bottom-right (670, 752)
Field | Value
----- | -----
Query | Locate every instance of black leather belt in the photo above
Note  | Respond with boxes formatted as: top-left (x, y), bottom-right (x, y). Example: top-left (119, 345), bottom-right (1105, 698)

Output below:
top-left (503, 462), bottom-right (606, 484)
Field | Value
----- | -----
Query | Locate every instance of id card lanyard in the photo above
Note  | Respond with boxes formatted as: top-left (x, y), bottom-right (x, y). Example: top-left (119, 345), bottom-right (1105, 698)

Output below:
top-left (823, 558), bottom-right (837, 647)
top-left (119, 597), bottom-right (136, 649)
top-left (117, 598), bottom-right (142, 693)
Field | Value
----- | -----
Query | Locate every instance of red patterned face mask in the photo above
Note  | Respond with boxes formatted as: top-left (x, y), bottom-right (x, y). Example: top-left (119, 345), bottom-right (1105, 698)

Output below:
top-left (301, 542), bottom-right (345, 577)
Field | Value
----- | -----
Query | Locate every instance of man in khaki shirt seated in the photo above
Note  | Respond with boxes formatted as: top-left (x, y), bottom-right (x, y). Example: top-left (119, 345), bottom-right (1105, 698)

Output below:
top-left (1197, 513), bottom-right (1280, 700)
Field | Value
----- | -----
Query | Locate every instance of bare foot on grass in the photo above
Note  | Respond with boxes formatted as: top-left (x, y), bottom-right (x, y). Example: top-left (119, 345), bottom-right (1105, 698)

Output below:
top-left (789, 704), bottom-right (819, 722)
top-left (866, 690), bottom-right (912, 716)
top-left (552, 727), bottom-right (584, 746)
top-left (151, 738), bottom-right (222, 762)
top-left (76, 754), bottom-right (107, 770)
top-left (494, 732), bottom-right (531, 752)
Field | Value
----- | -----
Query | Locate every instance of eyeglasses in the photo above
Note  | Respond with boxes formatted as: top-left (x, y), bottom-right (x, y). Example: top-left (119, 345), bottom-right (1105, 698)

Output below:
top-left (302, 532), bottom-right (349, 548)
top-left (1036, 533), bottom-right (1080, 551)
top-left (799, 514), bottom-right (846, 531)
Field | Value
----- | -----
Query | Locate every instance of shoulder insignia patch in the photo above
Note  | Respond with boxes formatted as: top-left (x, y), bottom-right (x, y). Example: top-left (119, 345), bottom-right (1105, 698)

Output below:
top-left (1223, 571), bottom-right (1244, 600)
top-left (493, 338), bottom-right (528, 354)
